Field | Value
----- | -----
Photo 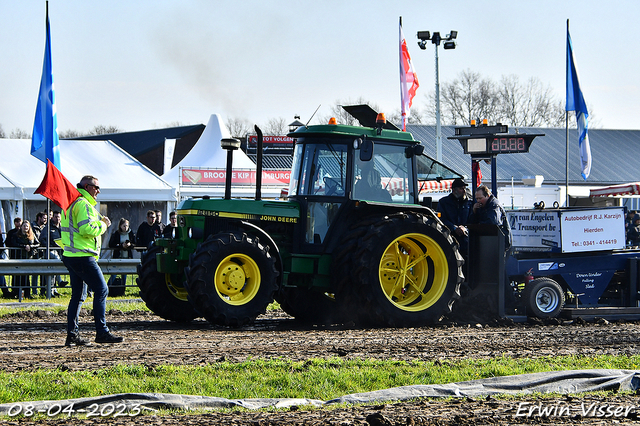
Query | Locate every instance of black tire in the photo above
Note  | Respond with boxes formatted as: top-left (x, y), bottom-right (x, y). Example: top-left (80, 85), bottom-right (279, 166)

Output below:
top-left (524, 277), bottom-right (564, 318)
top-left (136, 244), bottom-right (199, 322)
top-left (336, 212), bottom-right (463, 327)
top-left (185, 232), bottom-right (278, 327)
top-left (276, 287), bottom-right (345, 325)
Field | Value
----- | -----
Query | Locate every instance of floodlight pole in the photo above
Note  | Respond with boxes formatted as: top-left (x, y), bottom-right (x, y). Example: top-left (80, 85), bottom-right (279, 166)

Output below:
top-left (434, 43), bottom-right (442, 163)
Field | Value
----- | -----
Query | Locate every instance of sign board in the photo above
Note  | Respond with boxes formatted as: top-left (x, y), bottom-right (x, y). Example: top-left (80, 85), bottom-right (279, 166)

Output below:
top-left (560, 208), bottom-right (625, 253)
top-left (247, 135), bottom-right (294, 148)
top-left (181, 168), bottom-right (291, 186)
top-left (507, 210), bottom-right (561, 251)
top-left (507, 207), bottom-right (626, 253)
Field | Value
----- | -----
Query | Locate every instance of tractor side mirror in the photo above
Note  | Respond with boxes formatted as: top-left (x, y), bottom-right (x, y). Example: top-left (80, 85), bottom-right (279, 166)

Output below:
top-left (359, 138), bottom-right (374, 162)
top-left (405, 144), bottom-right (425, 158)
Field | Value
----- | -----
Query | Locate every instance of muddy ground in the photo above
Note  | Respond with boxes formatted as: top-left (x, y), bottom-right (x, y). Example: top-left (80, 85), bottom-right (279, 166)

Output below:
top-left (1, 308), bottom-right (640, 425)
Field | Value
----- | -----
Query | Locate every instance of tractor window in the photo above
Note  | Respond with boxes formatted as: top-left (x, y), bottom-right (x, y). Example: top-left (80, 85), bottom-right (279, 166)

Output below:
top-left (294, 143), bottom-right (348, 196)
top-left (354, 143), bottom-right (413, 203)
top-left (416, 154), bottom-right (463, 193)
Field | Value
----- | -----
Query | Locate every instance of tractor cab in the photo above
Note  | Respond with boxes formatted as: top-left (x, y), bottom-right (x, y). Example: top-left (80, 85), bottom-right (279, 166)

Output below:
top-left (286, 114), bottom-right (463, 247)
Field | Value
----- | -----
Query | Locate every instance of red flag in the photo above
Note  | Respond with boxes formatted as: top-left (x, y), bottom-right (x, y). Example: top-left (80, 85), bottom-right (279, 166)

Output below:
top-left (34, 159), bottom-right (80, 212)
top-left (400, 18), bottom-right (419, 132)
top-left (472, 160), bottom-right (482, 186)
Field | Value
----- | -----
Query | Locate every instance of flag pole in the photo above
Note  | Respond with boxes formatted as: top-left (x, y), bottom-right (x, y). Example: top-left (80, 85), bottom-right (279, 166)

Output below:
top-left (565, 19), bottom-right (570, 207)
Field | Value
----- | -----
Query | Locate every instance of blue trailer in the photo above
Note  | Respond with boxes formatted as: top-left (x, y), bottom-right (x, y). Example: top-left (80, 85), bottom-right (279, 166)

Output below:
top-left (501, 206), bottom-right (640, 320)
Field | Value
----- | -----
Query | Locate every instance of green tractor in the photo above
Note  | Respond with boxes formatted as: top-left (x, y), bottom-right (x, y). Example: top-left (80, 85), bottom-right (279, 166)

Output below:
top-left (137, 111), bottom-right (465, 327)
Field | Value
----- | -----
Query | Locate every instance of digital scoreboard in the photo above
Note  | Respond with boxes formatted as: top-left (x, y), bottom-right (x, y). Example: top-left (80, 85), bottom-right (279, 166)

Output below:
top-left (462, 135), bottom-right (537, 155)
top-left (449, 123), bottom-right (544, 156)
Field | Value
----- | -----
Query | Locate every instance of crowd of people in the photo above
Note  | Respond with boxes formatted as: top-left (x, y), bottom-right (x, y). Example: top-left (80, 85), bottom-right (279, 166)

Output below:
top-left (0, 207), bottom-right (177, 300)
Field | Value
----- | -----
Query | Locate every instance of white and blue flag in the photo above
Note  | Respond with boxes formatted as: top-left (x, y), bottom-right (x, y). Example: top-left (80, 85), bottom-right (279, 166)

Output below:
top-left (31, 3), bottom-right (61, 170)
top-left (566, 21), bottom-right (591, 180)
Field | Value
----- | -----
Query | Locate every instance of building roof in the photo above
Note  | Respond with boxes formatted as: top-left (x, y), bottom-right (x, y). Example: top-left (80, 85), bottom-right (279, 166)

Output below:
top-left (67, 124), bottom-right (205, 157)
top-left (407, 125), bottom-right (640, 186)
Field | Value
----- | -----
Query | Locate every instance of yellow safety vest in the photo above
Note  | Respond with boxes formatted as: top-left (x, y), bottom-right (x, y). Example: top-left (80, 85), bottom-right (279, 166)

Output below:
top-left (60, 188), bottom-right (107, 258)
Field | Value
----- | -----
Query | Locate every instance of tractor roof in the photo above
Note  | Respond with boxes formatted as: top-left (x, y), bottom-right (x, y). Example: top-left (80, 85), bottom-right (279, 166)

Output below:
top-left (287, 123), bottom-right (417, 144)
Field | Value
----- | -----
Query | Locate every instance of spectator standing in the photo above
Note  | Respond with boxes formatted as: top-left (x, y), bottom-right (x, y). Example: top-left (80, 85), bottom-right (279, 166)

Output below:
top-left (163, 211), bottom-right (178, 238)
top-left (5, 218), bottom-right (22, 298)
top-left (154, 209), bottom-right (165, 235)
top-left (40, 210), bottom-right (63, 295)
top-left (627, 214), bottom-right (640, 247)
top-left (108, 218), bottom-right (136, 296)
top-left (61, 175), bottom-right (123, 346)
top-left (136, 210), bottom-right (160, 251)
top-left (11, 221), bottom-right (40, 298)
top-left (32, 212), bottom-right (48, 294)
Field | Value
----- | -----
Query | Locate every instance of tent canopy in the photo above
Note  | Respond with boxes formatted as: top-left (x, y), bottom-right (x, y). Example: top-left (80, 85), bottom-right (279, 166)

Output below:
top-left (590, 182), bottom-right (640, 197)
top-left (0, 138), bottom-right (175, 202)
top-left (162, 114), bottom-right (256, 186)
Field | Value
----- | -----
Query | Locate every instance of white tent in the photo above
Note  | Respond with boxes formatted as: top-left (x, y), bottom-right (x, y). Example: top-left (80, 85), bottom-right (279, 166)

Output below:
top-left (162, 114), bottom-right (256, 187)
top-left (0, 138), bottom-right (175, 202)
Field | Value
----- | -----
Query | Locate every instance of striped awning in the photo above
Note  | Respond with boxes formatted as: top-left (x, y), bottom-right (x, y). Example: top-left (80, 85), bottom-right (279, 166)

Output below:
top-left (419, 179), bottom-right (453, 193)
top-left (590, 182), bottom-right (640, 197)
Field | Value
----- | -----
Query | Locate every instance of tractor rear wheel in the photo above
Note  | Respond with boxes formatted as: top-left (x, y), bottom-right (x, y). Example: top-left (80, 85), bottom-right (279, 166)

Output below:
top-left (338, 213), bottom-right (463, 327)
top-left (185, 232), bottom-right (278, 327)
top-left (136, 243), bottom-right (199, 322)
top-left (524, 277), bottom-right (564, 318)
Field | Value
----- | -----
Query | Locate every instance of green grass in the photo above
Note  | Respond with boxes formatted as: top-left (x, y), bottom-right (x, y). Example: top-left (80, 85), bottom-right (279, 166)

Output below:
top-left (0, 355), bottom-right (638, 404)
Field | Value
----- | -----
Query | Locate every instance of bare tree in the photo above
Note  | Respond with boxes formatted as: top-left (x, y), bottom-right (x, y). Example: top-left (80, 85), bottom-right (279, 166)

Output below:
top-left (0, 123), bottom-right (5, 138)
top-left (436, 70), bottom-right (568, 128)
top-left (89, 125), bottom-right (121, 135)
top-left (498, 75), bottom-right (565, 127)
top-left (58, 129), bottom-right (81, 139)
top-left (387, 106), bottom-right (429, 128)
top-left (9, 128), bottom-right (30, 139)
top-left (437, 69), bottom-right (499, 125)
top-left (226, 117), bottom-right (253, 139)
top-left (262, 117), bottom-right (288, 136)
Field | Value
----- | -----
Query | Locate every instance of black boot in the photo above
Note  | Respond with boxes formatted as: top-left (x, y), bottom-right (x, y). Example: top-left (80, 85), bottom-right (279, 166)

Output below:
top-left (65, 333), bottom-right (91, 347)
top-left (95, 332), bottom-right (123, 344)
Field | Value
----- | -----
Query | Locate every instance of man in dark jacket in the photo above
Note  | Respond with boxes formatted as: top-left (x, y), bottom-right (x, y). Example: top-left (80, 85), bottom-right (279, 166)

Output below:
top-left (136, 210), bottom-right (160, 251)
top-left (437, 178), bottom-right (471, 255)
top-left (470, 184), bottom-right (512, 250)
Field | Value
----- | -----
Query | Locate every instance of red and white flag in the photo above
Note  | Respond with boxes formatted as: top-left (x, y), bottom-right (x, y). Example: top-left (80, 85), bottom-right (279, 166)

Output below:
top-left (399, 17), bottom-right (419, 132)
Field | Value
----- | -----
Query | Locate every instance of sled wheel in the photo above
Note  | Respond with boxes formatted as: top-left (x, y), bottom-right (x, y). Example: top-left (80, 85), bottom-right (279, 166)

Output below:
top-left (525, 277), bottom-right (564, 318)
top-left (137, 243), bottom-right (198, 322)
top-left (337, 213), bottom-right (463, 327)
top-left (185, 232), bottom-right (278, 327)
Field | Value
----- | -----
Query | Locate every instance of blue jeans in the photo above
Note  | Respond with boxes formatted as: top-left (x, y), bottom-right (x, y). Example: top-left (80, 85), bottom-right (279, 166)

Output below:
top-left (62, 256), bottom-right (109, 335)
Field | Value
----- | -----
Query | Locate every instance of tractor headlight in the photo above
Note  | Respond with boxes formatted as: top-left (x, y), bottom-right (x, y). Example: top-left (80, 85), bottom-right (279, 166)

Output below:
top-left (188, 227), bottom-right (204, 240)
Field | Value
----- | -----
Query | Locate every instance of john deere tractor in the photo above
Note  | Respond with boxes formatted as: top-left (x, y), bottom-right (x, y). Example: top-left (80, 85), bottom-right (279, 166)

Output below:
top-left (137, 109), bottom-right (465, 327)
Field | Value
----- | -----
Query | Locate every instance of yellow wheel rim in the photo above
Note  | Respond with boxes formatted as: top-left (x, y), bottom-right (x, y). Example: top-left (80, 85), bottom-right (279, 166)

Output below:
top-left (165, 273), bottom-right (189, 302)
top-left (214, 254), bottom-right (261, 306)
top-left (379, 233), bottom-right (449, 312)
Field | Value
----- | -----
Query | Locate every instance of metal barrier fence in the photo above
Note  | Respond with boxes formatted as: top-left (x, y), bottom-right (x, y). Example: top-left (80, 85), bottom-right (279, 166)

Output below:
top-left (0, 258), bottom-right (141, 302)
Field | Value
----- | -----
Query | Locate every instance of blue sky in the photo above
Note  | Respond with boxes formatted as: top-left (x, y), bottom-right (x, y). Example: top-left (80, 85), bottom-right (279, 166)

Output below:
top-left (1, 0), bottom-right (639, 134)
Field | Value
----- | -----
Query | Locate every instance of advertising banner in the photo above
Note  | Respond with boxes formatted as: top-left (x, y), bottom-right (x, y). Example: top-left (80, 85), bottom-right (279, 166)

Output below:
top-left (181, 168), bottom-right (291, 186)
top-left (560, 207), bottom-right (625, 253)
top-left (507, 210), bottom-right (561, 251)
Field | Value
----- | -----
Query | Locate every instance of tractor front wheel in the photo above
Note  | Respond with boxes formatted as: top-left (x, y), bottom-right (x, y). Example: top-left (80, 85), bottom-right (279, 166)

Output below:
top-left (185, 232), bottom-right (278, 327)
top-left (136, 243), bottom-right (199, 322)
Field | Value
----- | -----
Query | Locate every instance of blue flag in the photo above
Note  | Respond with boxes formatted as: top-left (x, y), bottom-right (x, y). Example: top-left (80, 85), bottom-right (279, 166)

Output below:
top-left (566, 22), bottom-right (590, 180)
top-left (31, 4), bottom-right (61, 170)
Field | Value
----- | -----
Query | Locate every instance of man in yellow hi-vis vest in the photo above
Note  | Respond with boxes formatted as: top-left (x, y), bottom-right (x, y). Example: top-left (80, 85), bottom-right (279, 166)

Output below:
top-left (61, 175), bottom-right (123, 346)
